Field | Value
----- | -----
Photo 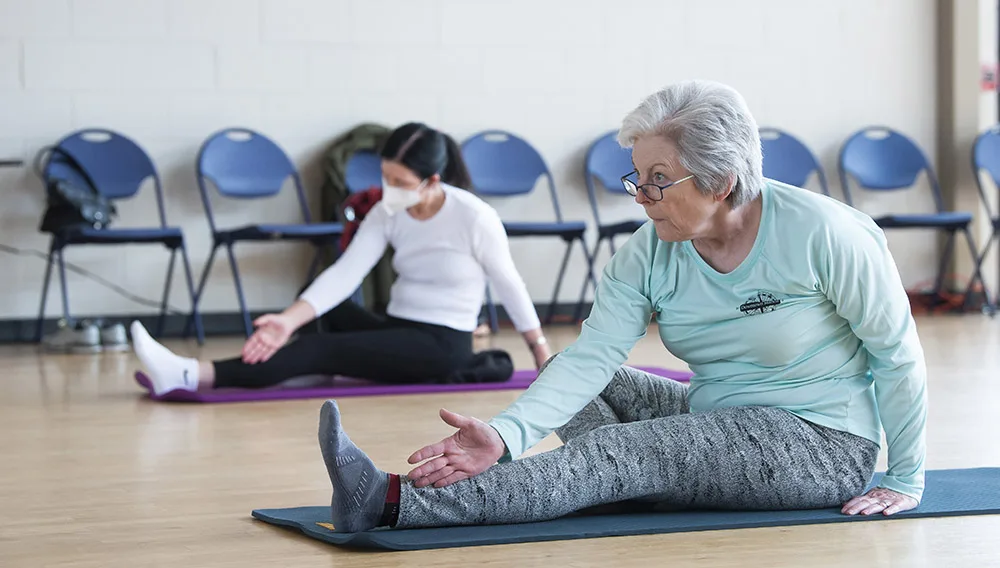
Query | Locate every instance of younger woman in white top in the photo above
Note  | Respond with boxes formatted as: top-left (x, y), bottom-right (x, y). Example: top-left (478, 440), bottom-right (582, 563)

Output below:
top-left (131, 122), bottom-right (550, 395)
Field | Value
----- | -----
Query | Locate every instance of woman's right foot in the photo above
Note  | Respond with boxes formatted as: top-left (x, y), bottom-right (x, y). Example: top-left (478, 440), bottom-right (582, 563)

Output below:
top-left (130, 321), bottom-right (199, 396)
top-left (318, 400), bottom-right (390, 532)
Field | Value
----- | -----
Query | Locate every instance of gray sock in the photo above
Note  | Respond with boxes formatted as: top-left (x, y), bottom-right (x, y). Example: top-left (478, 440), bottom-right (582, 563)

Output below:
top-left (318, 400), bottom-right (389, 533)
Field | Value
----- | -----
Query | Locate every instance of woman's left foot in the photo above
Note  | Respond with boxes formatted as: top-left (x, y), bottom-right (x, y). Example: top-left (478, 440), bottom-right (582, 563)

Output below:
top-left (131, 321), bottom-right (199, 396)
top-left (318, 400), bottom-right (389, 532)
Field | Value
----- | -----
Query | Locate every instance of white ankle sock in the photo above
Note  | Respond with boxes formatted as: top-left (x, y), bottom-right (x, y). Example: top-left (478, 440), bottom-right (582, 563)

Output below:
top-left (130, 321), bottom-right (199, 396)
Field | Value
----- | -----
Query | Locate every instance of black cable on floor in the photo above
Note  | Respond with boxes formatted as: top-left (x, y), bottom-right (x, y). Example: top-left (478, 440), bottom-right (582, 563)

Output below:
top-left (0, 243), bottom-right (188, 316)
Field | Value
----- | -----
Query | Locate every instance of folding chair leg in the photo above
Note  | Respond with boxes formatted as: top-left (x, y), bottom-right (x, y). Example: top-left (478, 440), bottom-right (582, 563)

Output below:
top-left (978, 225), bottom-right (1000, 312)
top-left (575, 236), bottom-right (605, 313)
top-left (960, 228), bottom-right (994, 314)
top-left (572, 237), bottom-right (598, 323)
top-left (35, 238), bottom-right (57, 342)
top-left (933, 231), bottom-right (956, 298)
top-left (544, 241), bottom-right (575, 325)
top-left (179, 244), bottom-right (204, 345)
top-left (225, 243), bottom-right (253, 337)
top-left (184, 245), bottom-right (218, 339)
top-left (57, 247), bottom-right (71, 323)
top-left (976, 226), bottom-right (997, 268)
top-left (156, 249), bottom-right (178, 338)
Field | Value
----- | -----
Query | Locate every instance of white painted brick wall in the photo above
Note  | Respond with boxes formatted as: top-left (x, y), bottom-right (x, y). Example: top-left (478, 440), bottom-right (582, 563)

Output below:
top-left (260, 0), bottom-right (350, 44)
top-left (0, 0), bottom-right (943, 321)
top-left (216, 45), bottom-right (315, 92)
top-left (0, 93), bottom-right (74, 139)
top-left (349, 0), bottom-right (440, 45)
top-left (0, 0), bottom-right (73, 38)
top-left (0, 40), bottom-right (20, 89)
top-left (167, 0), bottom-right (260, 43)
top-left (24, 42), bottom-right (215, 90)
top-left (72, 0), bottom-right (169, 40)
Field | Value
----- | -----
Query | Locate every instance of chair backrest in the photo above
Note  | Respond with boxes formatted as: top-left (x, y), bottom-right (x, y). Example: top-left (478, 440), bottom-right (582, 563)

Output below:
top-left (972, 126), bottom-right (1000, 217)
top-left (196, 128), bottom-right (311, 230)
top-left (584, 130), bottom-right (634, 227)
top-left (44, 129), bottom-right (167, 226)
top-left (838, 126), bottom-right (944, 211)
top-left (345, 150), bottom-right (383, 193)
top-left (462, 130), bottom-right (563, 221)
top-left (759, 127), bottom-right (830, 196)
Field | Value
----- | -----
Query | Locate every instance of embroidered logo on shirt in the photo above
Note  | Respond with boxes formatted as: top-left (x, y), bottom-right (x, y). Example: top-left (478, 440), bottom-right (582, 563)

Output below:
top-left (739, 292), bottom-right (781, 315)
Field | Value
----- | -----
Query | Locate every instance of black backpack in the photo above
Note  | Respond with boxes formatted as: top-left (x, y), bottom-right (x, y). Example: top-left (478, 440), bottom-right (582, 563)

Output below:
top-left (35, 146), bottom-right (117, 234)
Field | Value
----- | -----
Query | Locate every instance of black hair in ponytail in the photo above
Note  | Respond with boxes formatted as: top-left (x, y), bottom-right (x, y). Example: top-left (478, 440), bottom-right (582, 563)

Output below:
top-left (380, 122), bottom-right (472, 190)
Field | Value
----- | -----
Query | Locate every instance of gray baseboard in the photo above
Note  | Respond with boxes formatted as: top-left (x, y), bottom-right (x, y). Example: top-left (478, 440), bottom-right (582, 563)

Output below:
top-left (0, 302), bottom-right (594, 344)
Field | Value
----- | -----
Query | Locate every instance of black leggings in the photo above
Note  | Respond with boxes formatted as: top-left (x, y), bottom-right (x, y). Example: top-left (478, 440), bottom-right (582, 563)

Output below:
top-left (213, 301), bottom-right (474, 389)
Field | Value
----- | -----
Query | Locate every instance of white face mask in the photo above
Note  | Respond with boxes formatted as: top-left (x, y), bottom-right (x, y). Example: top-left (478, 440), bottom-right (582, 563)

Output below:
top-left (381, 177), bottom-right (425, 215)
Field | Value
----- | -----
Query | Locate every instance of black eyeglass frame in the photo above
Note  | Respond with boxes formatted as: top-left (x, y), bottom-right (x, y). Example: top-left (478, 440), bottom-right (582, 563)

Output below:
top-left (620, 170), bottom-right (695, 201)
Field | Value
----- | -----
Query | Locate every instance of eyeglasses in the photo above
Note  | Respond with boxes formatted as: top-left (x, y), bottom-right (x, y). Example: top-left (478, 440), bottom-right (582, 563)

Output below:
top-left (621, 171), bottom-right (694, 202)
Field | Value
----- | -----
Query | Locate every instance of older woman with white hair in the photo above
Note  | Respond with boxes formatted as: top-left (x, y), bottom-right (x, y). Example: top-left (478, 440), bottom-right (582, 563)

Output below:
top-left (315, 80), bottom-right (928, 532)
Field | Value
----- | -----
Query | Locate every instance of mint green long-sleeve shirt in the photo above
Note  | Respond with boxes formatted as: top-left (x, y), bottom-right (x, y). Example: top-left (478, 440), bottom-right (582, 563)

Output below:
top-left (488, 180), bottom-right (928, 501)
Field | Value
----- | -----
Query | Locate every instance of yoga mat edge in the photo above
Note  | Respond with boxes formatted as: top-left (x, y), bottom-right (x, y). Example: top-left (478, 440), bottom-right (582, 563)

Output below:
top-left (136, 366), bottom-right (692, 404)
top-left (249, 468), bottom-right (1000, 552)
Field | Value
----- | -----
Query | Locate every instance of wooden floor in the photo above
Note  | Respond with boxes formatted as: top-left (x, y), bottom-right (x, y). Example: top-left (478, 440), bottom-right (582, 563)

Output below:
top-left (2, 315), bottom-right (1000, 567)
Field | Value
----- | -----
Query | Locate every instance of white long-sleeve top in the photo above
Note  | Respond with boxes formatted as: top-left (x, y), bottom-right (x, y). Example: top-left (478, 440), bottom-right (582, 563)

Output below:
top-left (298, 184), bottom-right (541, 333)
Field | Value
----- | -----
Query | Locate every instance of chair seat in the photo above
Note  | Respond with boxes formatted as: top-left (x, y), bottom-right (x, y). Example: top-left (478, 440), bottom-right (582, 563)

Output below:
top-left (503, 221), bottom-right (587, 238)
top-left (219, 222), bottom-right (345, 242)
top-left (62, 226), bottom-right (185, 246)
top-left (874, 212), bottom-right (972, 230)
top-left (598, 219), bottom-right (646, 238)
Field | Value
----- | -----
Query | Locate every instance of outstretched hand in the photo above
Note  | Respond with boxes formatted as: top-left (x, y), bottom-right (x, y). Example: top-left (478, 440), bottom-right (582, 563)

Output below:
top-left (241, 313), bottom-right (294, 364)
top-left (407, 409), bottom-right (507, 488)
top-left (841, 487), bottom-right (918, 516)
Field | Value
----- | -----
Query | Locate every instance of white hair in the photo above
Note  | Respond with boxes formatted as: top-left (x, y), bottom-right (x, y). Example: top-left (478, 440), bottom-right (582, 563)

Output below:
top-left (617, 80), bottom-right (764, 209)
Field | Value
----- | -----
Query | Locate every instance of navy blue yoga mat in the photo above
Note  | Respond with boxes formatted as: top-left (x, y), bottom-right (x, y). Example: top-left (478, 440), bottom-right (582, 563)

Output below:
top-left (251, 468), bottom-right (1000, 551)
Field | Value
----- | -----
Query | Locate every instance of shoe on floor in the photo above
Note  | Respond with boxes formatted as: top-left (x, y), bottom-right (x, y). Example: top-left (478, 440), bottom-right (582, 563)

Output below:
top-left (42, 320), bottom-right (101, 353)
top-left (100, 322), bottom-right (130, 352)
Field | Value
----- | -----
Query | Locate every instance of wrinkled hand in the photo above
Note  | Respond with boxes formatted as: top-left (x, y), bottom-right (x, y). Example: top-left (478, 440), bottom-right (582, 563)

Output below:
top-left (841, 487), bottom-right (918, 516)
top-left (407, 409), bottom-right (506, 488)
top-left (241, 313), bottom-right (294, 364)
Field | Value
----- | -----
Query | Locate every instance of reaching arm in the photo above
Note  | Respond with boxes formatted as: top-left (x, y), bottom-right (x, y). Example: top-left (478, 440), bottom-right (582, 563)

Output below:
top-left (297, 206), bottom-right (391, 322)
top-left (487, 225), bottom-right (657, 459)
top-left (818, 218), bottom-right (928, 502)
top-left (470, 209), bottom-right (550, 361)
top-left (471, 208), bottom-right (542, 335)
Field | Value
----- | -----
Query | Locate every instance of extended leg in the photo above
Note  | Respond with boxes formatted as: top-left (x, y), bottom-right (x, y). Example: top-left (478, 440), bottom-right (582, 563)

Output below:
top-left (395, 407), bottom-right (878, 528)
top-left (210, 328), bottom-right (445, 388)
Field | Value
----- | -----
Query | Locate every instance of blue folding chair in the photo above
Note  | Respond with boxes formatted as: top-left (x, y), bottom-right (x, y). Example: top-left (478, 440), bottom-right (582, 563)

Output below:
top-left (759, 127), bottom-right (831, 196)
top-left (971, 125), bottom-right (1000, 310)
top-left (34, 129), bottom-right (204, 344)
top-left (462, 130), bottom-right (596, 327)
top-left (575, 130), bottom-right (642, 303)
top-left (838, 126), bottom-right (990, 312)
top-left (191, 128), bottom-right (345, 337)
top-left (344, 150), bottom-right (383, 195)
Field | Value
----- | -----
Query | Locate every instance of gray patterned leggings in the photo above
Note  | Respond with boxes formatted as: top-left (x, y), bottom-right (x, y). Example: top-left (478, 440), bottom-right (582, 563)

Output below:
top-left (397, 364), bottom-right (879, 528)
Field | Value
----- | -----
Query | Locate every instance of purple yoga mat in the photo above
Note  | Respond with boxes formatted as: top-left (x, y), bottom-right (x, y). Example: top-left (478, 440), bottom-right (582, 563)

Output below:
top-left (135, 366), bottom-right (692, 404)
